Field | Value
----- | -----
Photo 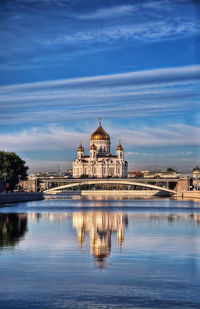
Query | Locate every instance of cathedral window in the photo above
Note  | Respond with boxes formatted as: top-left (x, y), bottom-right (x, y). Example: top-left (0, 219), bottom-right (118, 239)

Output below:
top-left (109, 168), bottom-right (114, 175)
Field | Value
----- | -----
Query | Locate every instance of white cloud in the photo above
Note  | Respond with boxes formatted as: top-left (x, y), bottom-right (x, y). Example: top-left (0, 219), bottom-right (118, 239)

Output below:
top-left (46, 18), bottom-right (197, 45)
top-left (76, 5), bottom-right (136, 20)
top-left (111, 124), bottom-right (200, 148)
top-left (1, 123), bottom-right (198, 171)
top-left (1, 79), bottom-right (199, 103)
top-left (1, 64), bottom-right (199, 91)
top-left (75, 1), bottom-right (191, 20)
top-left (26, 159), bottom-right (72, 172)
top-left (126, 151), bottom-right (195, 158)
top-left (0, 65), bottom-right (199, 125)
top-left (0, 123), bottom-right (199, 153)
top-left (0, 127), bottom-right (88, 152)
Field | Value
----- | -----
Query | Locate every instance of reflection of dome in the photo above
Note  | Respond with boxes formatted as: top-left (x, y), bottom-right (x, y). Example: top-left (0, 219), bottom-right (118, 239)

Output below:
top-left (96, 254), bottom-right (109, 262)
top-left (90, 143), bottom-right (97, 150)
top-left (117, 144), bottom-right (123, 151)
top-left (90, 124), bottom-right (110, 141)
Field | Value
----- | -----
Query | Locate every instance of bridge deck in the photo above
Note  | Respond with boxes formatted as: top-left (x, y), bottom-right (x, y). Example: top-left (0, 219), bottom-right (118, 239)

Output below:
top-left (41, 177), bottom-right (179, 183)
top-left (44, 179), bottom-right (177, 194)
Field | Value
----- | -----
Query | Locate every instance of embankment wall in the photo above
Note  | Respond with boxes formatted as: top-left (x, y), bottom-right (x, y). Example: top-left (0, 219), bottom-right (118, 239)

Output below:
top-left (81, 190), bottom-right (171, 197)
top-left (0, 192), bottom-right (44, 205)
top-left (177, 191), bottom-right (200, 199)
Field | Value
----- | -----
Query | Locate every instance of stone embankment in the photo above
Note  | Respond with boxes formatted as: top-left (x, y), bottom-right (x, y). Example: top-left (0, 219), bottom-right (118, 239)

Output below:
top-left (0, 192), bottom-right (44, 205)
top-left (177, 191), bottom-right (200, 199)
top-left (81, 190), bottom-right (171, 197)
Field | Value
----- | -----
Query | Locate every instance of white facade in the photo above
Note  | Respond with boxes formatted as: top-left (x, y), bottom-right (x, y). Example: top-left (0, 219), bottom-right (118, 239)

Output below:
top-left (73, 121), bottom-right (128, 178)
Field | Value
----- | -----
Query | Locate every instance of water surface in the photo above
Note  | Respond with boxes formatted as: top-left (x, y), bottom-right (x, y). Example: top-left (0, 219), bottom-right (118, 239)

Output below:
top-left (0, 198), bottom-right (200, 308)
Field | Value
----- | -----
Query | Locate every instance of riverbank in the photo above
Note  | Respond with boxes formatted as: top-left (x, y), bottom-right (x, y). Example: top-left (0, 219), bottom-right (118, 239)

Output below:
top-left (177, 191), bottom-right (200, 199)
top-left (0, 192), bottom-right (44, 205)
top-left (44, 189), bottom-right (172, 198)
top-left (81, 189), bottom-right (171, 197)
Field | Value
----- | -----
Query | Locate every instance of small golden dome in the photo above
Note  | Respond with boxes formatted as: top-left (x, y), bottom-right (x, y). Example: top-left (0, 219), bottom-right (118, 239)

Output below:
top-left (117, 144), bottom-right (123, 151)
top-left (90, 143), bottom-right (97, 150)
top-left (78, 144), bottom-right (84, 152)
top-left (91, 122), bottom-right (110, 141)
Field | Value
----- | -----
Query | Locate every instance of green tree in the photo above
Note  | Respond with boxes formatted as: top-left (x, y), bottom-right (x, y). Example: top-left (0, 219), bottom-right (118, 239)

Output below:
top-left (167, 167), bottom-right (176, 172)
top-left (193, 166), bottom-right (200, 172)
top-left (80, 174), bottom-right (89, 179)
top-left (0, 151), bottom-right (28, 191)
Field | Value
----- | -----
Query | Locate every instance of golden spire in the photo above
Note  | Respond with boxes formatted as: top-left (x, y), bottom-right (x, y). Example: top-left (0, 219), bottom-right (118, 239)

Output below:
top-left (117, 139), bottom-right (123, 151)
top-left (78, 140), bottom-right (84, 152)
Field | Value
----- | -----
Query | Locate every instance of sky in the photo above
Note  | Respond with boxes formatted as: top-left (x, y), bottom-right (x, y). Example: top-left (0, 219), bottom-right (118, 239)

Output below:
top-left (0, 0), bottom-right (199, 172)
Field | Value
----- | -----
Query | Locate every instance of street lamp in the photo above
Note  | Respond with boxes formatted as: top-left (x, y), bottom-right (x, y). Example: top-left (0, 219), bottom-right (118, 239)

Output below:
top-left (3, 172), bottom-right (7, 182)
top-left (18, 174), bottom-right (21, 191)
top-left (3, 172), bottom-right (8, 192)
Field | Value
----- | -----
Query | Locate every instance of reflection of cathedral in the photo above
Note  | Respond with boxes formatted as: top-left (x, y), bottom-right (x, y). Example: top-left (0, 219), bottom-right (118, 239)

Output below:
top-left (73, 119), bottom-right (128, 178)
top-left (73, 212), bottom-right (128, 266)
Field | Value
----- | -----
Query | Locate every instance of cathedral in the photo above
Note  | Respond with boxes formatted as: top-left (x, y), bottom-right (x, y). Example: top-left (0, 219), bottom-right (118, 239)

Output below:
top-left (72, 119), bottom-right (128, 178)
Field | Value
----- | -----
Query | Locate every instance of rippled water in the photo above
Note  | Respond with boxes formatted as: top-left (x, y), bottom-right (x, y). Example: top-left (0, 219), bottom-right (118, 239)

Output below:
top-left (0, 197), bottom-right (200, 309)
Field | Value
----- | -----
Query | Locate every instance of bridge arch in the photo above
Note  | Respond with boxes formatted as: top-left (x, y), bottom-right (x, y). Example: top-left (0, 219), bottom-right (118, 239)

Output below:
top-left (44, 179), bottom-right (177, 195)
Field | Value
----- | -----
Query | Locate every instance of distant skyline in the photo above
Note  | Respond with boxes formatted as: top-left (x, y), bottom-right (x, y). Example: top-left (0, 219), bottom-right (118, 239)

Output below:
top-left (0, 0), bottom-right (199, 172)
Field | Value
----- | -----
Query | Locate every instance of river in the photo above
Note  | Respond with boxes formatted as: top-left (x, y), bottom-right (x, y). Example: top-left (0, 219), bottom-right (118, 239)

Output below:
top-left (0, 197), bottom-right (200, 308)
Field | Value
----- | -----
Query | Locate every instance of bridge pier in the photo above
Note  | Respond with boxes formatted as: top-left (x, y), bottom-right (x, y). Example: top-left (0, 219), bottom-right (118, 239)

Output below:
top-left (175, 178), bottom-right (190, 195)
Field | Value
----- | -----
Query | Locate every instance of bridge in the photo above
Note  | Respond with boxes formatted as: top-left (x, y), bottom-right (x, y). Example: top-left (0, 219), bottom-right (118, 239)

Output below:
top-left (44, 178), bottom-right (177, 195)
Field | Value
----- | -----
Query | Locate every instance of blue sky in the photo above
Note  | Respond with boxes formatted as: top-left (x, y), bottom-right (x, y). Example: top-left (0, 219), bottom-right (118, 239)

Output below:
top-left (0, 0), bottom-right (199, 171)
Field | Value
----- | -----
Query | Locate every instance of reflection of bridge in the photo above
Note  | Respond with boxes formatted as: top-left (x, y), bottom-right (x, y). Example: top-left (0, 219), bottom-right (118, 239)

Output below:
top-left (44, 178), bottom-right (177, 195)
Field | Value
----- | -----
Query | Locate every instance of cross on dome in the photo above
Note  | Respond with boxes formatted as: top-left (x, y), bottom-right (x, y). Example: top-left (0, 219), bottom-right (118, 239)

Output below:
top-left (90, 118), bottom-right (110, 141)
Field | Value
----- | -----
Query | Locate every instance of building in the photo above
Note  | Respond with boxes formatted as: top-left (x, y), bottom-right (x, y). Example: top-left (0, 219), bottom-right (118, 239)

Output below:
top-left (193, 169), bottom-right (200, 190)
top-left (143, 171), bottom-right (180, 179)
top-left (20, 174), bottom-right (38, 192)
top-left (72, 119), bottom-right (128, 178)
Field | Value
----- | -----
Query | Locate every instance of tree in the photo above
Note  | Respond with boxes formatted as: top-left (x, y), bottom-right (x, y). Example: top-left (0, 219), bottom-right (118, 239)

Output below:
top-left (193, 166), bottom-right (200, 172)
top-left (0, 151), bottom-right (29, 191)
top-left (80, 174), bottom-right (89, 179)
top-left (134, 172), bottom-right (144, 178)
top-left (167, 168), bottom-right (176, 172)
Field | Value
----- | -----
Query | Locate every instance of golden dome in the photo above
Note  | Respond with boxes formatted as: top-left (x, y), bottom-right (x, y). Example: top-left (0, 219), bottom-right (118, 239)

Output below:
top-left (90, 143), bottom-right (97, 150)
top-left (91, 122), bottom-right (110, 141)
top-left (78, 144), bottom-right (84, 152)
top-left (117, 144), bottom-right (123, 151)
